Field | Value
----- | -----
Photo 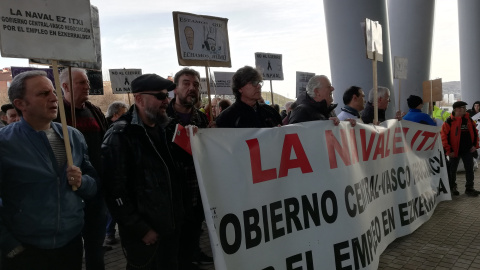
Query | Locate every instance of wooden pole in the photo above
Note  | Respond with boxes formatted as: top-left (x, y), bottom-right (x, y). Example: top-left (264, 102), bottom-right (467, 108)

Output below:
top-left (373, 56), bottom-right (378, 124)
top-left (205, 66), bottom-right (213, 122)
top-left (430, 80), bottom-right (433, 115)
top-left (52, 60), bottom-right (76, 191)
top-left (270, 80), bottom-right (274, 105)
top-left (397, 79), bottom-right (401, 111)
top-left (127, 93), bottom-right (131, 107)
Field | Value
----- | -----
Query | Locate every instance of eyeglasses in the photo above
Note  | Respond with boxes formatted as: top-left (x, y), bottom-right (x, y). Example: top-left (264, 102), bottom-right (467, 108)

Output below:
top-left (139, 92), bottom-right (169, 100)
top-left (250, 81), bottom-right (264, 87)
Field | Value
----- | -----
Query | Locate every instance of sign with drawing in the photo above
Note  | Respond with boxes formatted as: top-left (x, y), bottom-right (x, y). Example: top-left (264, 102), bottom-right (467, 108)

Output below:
top-left (255, 52), bottom-right (284, 80)
top-left (109, 69), bottom-right (142, 94)
top-left (172, 11), bottom-right (231, 67)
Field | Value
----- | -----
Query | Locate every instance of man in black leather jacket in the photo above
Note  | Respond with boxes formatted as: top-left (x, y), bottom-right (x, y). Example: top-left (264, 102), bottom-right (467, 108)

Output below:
top-left (289, 75), bottom-right (340, 125)
top-left (102, 74), bottom-right (183, 269)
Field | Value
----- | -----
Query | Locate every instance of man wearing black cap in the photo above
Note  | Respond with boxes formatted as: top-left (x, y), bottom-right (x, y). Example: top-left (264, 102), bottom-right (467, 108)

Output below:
top-left (402, 95), bottom-right (436, 126)
top-left (102, 74), bottom-right (183, 269)
top-left (1, 103), bottom-right (20, 125)
top-left (441, 101), bottom-right (480, 196)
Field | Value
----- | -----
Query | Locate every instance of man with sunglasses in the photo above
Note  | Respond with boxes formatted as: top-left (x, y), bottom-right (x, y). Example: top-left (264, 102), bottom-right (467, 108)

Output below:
top-left (102, 74), bottom-right (183, 269)
top-left (164, 68), bottom-right (211, 268)
top-left (216, 65), bottom-right (282, 128)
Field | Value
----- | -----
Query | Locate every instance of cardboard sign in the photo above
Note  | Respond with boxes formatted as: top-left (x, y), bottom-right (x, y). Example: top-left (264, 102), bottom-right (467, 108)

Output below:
top-left (0, 0), bottom-right (96, 62)
top-left (422, 78), bottom-right (442, 102)
top-left (109, 69), bottom-right (142, 94)
top-left (255, 52), bottom-right (284, 80)
top-left (29, 5), bottom-right (102, 70)
top-left (365, 18), bottom-right (383, 62)
top-left (296, 71), bottom-right (315, 97)
top-left (87, 69), bottom-right (103, 95)
top-left (173, 11), bottom-right (231, 67)
top-left (394, 57), bottom-right (408, 80)
top-left (211, 71), bottom-right (234, 95)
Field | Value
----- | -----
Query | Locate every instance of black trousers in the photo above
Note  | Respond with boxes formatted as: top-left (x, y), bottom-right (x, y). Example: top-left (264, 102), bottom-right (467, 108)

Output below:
top-left (2, 235), bottom-right (83, 270)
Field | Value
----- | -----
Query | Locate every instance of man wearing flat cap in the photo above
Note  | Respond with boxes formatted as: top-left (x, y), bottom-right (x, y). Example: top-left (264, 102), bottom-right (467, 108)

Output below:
top-left (102, 74), bottom-right (184, 269)
top-left (441, 101), bottom-right (480, 197)
top-left (402, 95), bottom-right (436, 126)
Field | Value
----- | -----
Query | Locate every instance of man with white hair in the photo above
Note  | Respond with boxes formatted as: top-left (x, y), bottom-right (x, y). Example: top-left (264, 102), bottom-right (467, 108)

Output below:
top-left (361, 86), bottom-right (391, 124)
top-left (288, 75), bottom-right (340, 125)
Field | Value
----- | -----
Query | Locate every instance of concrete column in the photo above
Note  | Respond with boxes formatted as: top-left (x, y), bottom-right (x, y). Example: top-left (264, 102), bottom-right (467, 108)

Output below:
top-left (323, 0), bottom-right (395, 119)
top-left (388, 0), bottom-right (435, 113)
top-left (458, 1), bottom-right (480, 104)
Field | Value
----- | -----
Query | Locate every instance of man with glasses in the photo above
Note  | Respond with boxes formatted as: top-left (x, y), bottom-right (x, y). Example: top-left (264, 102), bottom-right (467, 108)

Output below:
top-left (441, 101), bottom-right (480, 197)
top-left (57, 68), bottom-right (108, 270)
top-left (216, 65), bottom-right (282, 128)
top-left (102, 74), bottom-right (183, 269)
top-left (289, 75), bottom-right (341, 125)
top-left (164, 68), bottom-right (211, 268)
top-left (361, 86), bottom-right (392, 124)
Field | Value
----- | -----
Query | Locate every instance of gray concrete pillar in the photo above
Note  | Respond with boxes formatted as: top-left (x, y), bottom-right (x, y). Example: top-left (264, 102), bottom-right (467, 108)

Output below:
top-left (458, 0), bottom-right (480, 104)
top-left (324, 0), bottom-right (395, 119)
top-left (388, 0), bottom-right (435, 113)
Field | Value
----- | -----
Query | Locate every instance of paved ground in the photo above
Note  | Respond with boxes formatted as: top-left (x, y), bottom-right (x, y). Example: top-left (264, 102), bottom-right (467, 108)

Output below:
top-left (94, 170), bottom-right (479, 270)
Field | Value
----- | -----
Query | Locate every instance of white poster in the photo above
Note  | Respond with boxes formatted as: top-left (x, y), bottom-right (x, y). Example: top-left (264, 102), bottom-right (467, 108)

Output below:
top-left (109, 69), bottom-right (142, 94)
top-left (296, 71), bottom-right (315, 97)
top-left (255, 52), bottom-right (284, 80)
top-left (0, 0), bottom-right (96, 62)
top-left (212, 71), bottom-right (234, 95)
top-left (365, 18), bottom-right (383, 62)
top-left (173, 12), bottom-right (231, 67)
top-left (191, 120), bottom-right (450, 269)
top-left (394, 57), bottom-right (408, 80)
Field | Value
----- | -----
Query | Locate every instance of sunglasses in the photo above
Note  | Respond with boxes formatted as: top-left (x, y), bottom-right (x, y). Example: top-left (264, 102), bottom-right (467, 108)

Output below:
top-left (250, 81), bottom-right (264, 87)
top-left (140, 92), bottom-right (169, 100)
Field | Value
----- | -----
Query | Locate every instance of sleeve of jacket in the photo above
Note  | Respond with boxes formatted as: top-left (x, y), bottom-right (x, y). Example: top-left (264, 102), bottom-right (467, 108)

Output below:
top-left (288, 105), bottom-right (308, 124)
top-left (101, 127), bottom-right (151, 240)
top-left (0, 159), bottom-right (22, 254)
top-left (441, 121), bottom-right (452, 155)
top-left (76, 133), bottom-right (98, 200)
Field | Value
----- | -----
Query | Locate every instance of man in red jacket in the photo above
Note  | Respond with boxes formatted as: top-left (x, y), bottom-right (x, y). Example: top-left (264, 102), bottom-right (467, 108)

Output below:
top-left (441, 101), bottom-right (480, 197)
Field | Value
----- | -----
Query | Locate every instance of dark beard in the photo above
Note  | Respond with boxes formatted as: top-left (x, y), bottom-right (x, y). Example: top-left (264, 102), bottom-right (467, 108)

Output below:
top-left (178, 95), bottom-right (197, 109)
top-left (145, 107), bottom-right (168, 125)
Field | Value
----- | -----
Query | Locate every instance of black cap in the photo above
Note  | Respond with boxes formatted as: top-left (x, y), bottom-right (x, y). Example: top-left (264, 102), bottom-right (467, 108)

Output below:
top-left (131, 74), bottom-right (176, 93)
top-left (452, 101), bottom-right (468, 109)
top-left (407, 95), bottom-right (423, 109)
top-left (1, 104), bottom-right (14, 113)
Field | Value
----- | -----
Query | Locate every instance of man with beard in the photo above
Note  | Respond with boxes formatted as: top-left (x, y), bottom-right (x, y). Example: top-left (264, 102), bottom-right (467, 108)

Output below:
top-left (102, 74), bottom-right (183, 269)
top-left (165, 68), bottom-right (211, 269)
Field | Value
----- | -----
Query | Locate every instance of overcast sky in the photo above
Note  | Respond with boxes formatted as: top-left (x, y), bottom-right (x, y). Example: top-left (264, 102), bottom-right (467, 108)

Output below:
top-left (0, 0), bottom-right (459, 100)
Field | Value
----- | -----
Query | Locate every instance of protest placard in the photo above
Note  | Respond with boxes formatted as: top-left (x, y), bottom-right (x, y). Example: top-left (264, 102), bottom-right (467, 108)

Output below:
top-left (172, 11), bottom-right (231, 68)
top-left (0, 0), bottom-right (96, 62)
top-left (255, 52), bottom-right (284, 80)
top-left (109, 69), bottom-right (142, 94)
top-left (296, 71), bottom-right (315, 98)
top-left (191, 120), bottom-right (449, 269)
top-left (211, 71), bottom-right (234, 95)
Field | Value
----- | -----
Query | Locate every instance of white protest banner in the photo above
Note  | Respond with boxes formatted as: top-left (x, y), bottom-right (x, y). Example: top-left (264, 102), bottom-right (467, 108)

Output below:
top-left (255, 52), bottom-right (284, 80)
top-left (0, 0), bottom-right (96, 62)
top-left (296, 71), bottom-right (315, 97)
top-left (394, 57), bottom-right (408, 80)
top-left (109, 69), bottom-right (142, 94)
top-left (29, 5), bottom-right (102, 70)
top-left (212, 71), bottom-right (234, 95)
top-left (365, 18), bottom-right (383, 62)
top-left (172, 12), bottom-right (231, 68)
top-left (191, 120), bottom-right (449, 270)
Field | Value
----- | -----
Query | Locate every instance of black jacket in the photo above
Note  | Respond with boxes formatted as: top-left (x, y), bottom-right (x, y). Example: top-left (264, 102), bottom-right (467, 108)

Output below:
top-left (289, 92), bottom-right (337, 124)
top-left (101, 105), bottom-right (182, 240)
top-left (361, 102), bottom-right (386, 124)
top-left (215, 100), bottom-right (282, 128)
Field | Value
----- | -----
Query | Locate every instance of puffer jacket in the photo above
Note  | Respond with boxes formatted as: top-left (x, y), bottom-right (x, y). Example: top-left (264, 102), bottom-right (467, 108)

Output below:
top-left (441, 112), bottom-right (479, 157)
top-left (101, 105), bottom-right (182, 240)
top-left (289, 92), bottom-right (337, 124)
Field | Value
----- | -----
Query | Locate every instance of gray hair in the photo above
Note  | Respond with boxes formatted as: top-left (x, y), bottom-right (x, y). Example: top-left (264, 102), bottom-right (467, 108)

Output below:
top-left (368, 86), bottom-right (390, 103)
top-left (8, 70), bottom-right (49, 115)
top-left (306, 75), bottom-right (328, 98)
top-left (59, 68), bottom-right (87, 90)
top-left (106, 101), bottom-right (128, 118)
top-left (284, 101), bottom-right (293, 111)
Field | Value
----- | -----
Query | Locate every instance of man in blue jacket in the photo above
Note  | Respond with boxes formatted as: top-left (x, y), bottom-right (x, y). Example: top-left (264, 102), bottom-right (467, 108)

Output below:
top-left (0, 70), bottom-right (98, 270)
top-left (403, 95), bottom-right (437, 126)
